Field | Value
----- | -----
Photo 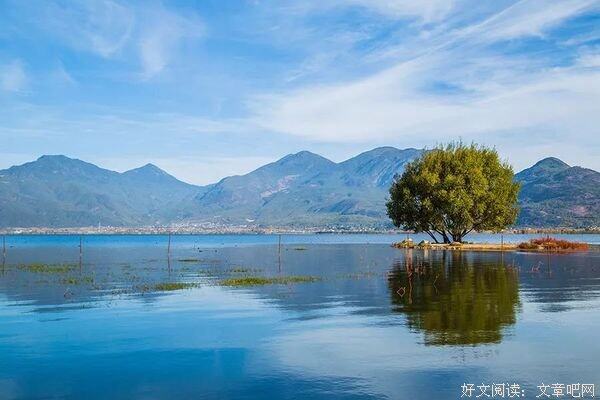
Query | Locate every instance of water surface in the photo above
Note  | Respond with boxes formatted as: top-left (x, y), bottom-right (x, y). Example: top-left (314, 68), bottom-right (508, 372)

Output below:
top-left (1, 234), bottom-right (599, 399)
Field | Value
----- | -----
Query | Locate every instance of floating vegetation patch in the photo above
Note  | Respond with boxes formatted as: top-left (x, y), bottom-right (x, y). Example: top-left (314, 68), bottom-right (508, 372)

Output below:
top-left (178, 258), bottom-right (221, 265)
top-left (61, 276), bottom-right (94, 285)
top-left (153, 282), bottom-right (197, 292)
top-left (228, 267), bottom-right (263, 274)
top-left (221, 275), bottom-right (321, 287)
top-left (342, 271), bottom-right (381, 279)
top-left (18, 263), bottom-right (77, 274)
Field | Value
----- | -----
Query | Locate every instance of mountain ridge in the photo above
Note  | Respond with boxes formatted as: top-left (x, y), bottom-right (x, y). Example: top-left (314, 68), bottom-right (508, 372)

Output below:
top-left (1, 149), bottom-right (598, 228)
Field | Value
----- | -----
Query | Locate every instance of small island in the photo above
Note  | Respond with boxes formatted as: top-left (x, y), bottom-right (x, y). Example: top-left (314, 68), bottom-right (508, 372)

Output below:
top-left (392, 236), bottom-right (589, 252)
top-left (386, 143), bottom-right (591, 253)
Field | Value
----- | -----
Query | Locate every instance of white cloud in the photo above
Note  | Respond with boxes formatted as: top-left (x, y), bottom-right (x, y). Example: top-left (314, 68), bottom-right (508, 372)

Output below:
top-left (18, 1), bottom-right (203, 79)
top-left (465, 0), bottom-right (599, 41)
top-left (42, 0), bottom-right (135, 57)
top-left (50, 62), bottom-right (76, 86)
top-left (0, 60), bottom-right (26, 92)
top-left (337, 0), bottom-right (456, 22)
top-left (577, 52), bottom-right (600, 68)
top-left (137, 6), bottom-right (204, 79)
top-left (251, 55), bottom-right (600, 147)
top-left (248, 0), bottom-right (600, 171)
top-left (285, 0), bottom-right (456, 22)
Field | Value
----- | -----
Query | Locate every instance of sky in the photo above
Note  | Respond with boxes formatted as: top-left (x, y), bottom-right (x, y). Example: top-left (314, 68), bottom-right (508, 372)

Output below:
top-left (0, 0), bottom-right (599, 185)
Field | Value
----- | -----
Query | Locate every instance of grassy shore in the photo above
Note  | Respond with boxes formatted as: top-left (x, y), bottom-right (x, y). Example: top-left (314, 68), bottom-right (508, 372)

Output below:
top-left (393, 241), bottom-right (517, 251)
top-left (393, 237), bottom-right (590, 252)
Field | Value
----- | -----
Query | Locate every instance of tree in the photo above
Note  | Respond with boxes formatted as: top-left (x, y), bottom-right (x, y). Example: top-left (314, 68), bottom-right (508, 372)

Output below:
top-left (386, 143), bottom-right (520, 243)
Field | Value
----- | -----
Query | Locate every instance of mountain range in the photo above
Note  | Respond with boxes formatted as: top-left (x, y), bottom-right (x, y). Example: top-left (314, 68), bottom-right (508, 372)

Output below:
top-left (0, 148), bottom-right (598, 229)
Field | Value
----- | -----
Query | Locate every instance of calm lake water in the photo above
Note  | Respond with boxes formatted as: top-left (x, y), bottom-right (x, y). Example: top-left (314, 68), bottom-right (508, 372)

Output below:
top-left (1, 234), bottom-right (599, 399)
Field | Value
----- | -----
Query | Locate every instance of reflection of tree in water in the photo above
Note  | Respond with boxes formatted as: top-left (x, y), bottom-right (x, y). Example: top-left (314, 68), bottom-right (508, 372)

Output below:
top-left (388, 251), bottom-right (520, 346)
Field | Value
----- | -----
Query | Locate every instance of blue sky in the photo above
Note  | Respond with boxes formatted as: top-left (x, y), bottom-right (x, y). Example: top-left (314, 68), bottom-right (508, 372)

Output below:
top-left (0, 0), bottom-right (599, 185)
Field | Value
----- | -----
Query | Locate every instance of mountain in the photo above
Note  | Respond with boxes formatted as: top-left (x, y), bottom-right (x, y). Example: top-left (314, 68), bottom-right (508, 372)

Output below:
top-left (0, 151), bottom-right (598, 229)
top-left (337, 147), bottom-right (422, 188)
top-left (186, 148), bottom-right (421, 227)
top-left (0, 155), bottom-right (199, 227)
top-left (515, 158), bottom-right (600, 228)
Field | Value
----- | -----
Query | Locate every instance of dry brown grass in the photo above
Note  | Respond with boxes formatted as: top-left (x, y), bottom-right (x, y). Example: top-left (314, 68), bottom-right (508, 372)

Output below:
top-left (518, 237), bottom-right (589, 251)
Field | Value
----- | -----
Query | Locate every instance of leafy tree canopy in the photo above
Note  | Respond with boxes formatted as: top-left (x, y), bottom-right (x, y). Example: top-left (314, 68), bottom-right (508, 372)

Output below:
top-left (386, 142), bottom-right (520, 243)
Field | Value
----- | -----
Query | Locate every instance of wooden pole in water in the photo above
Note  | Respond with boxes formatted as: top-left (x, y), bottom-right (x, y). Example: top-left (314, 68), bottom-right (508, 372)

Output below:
top-left (278, 234), bottom-right (282, 272)
top-left (79, 235), bottom-right (83, 269)
top-left (2, 235), bottom-right (5, 272)
top-left (167, 232), bottom-right (172, 255)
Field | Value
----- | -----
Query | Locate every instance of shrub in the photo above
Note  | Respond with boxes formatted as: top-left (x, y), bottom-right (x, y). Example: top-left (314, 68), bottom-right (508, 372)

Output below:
top-left (518, 237), bottom-right (588, 251)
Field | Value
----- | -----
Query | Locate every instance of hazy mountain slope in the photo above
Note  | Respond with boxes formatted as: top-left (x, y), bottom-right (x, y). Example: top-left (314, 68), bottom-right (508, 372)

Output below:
top-left (186, 147), bottom-right (422, 226)
top-left (190, 151), bottom-right (337, 223)
top-left (119, 163), bottom-right (201, 221)
top-left (515, 158), bottom-right (600, 227)
top-left (337, 147), bottom-right (422, 188)
top-left (0, 156), bottom-right (200, 227)
top-left (1, 151), bottom-right (598, 229)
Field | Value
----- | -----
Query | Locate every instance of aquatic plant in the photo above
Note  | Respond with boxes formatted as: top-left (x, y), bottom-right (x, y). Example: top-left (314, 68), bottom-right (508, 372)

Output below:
top-left (18, 263), bottom-right (76, 274)
top-left (60, 276), bottom-right (94, 285)
top-left (228, 267), bottom-right (262, 273)
top-left (221, 275), bottom-right (320, 287)
top-left (153, 282), bottom-right (197, 291)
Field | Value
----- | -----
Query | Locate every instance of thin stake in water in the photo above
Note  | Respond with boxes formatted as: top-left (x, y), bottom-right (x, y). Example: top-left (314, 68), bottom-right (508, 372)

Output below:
top-left (167, 232), bottom-right (172, 273)
top-left (278, 234), bottom-right (282, 272)
top-left (1, 235), bottom-right (5, 273)
top-left (168, 232), bottom-right (172, 255)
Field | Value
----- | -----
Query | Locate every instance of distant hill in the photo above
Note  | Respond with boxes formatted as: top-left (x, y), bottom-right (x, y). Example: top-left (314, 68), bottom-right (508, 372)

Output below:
top-left (515, 157), bottom-right (600, 228)
top-left (0, 150), bottom-right (598, 229)
top-left (188, 147), bottom-right (421, 227)
top-left (0, 155), bottom-right (198, 227)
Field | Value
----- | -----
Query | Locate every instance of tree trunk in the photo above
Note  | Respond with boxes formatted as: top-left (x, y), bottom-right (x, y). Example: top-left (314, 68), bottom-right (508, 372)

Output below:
top-left (442, 231), bottom-right (451, 244)
top-left (425, 231), bottom-right (439, 244)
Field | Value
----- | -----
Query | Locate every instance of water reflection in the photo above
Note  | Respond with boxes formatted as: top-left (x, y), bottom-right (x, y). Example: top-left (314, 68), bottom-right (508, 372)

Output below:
top-left (388, 251), bottom-right (521, 345)
top-left (0, 238), bottom-right (600, 399)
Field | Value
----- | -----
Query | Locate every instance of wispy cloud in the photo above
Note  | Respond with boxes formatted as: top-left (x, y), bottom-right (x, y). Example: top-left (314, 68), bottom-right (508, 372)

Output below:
top-left (0, 0), bottom-right (598, 176)
top-left (344, 0), bottom-right (456, 22)
top-left (7, 0), bottom-right (204, 79)
top-left (137, 5), bottom-right (204, 79)
top-left (39, 0), bottom-right (135, 57)
top-left (463, 0), bottom-right (599, 41)
top-left (279, 0), bottom-right (457, 22)
top-left (0, 60), bottom-right (27, 92)
top-left (248, 0), bottom-right (600, 170)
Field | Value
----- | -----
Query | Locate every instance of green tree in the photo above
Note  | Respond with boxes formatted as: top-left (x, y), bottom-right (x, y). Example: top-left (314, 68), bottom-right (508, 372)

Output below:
top-left (386, 143), bottom-right (520, 243)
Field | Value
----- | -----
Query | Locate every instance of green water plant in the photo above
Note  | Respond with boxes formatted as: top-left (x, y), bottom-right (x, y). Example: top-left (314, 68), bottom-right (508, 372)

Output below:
top-left (18, 263), bottom-right (77, 274)
top-left (221, 275), bottom-right (320, 287)
top-left (153, 282), bottom-right (197, 291)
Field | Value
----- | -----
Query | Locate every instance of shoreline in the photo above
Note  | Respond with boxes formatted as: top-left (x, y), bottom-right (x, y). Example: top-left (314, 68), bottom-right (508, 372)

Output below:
top-left (397, 243), bottom-right (520, 251)
top-left (1, 227), bottom-right (599, 236)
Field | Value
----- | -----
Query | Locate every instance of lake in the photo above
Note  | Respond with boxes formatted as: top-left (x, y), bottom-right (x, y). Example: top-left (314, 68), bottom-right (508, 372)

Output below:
top-left (1, 233), bottom-right (599, 399)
